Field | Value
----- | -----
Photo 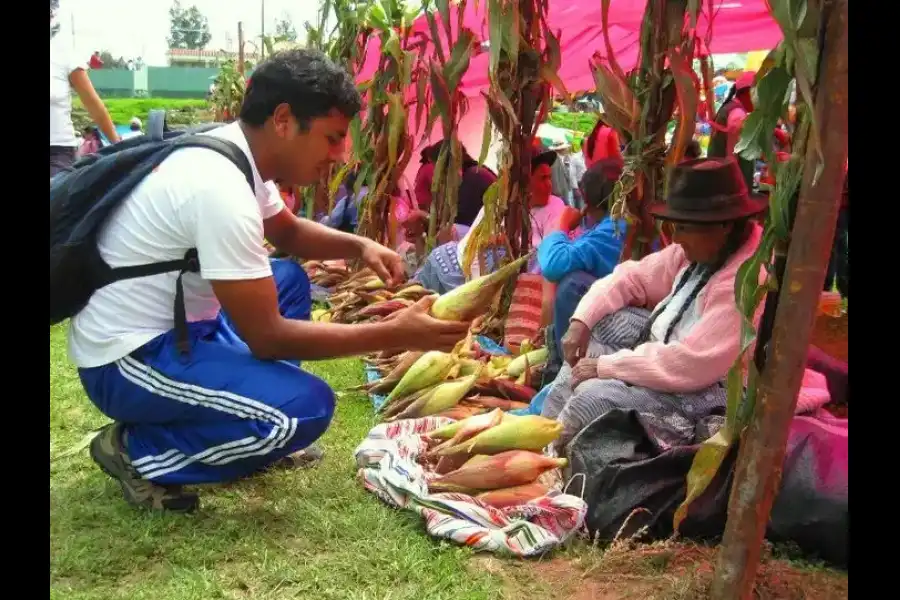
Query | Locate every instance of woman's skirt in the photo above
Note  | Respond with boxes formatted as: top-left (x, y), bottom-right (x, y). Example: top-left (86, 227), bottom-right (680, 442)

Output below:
top-left (542, 307), bottom-right (727, 452)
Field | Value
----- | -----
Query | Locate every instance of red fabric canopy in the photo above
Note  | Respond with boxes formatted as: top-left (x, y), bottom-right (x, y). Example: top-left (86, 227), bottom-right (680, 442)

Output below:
top-left (354, 1), bottom-right (783, 195)
top-left (357, 0), bottom-right (783, 94)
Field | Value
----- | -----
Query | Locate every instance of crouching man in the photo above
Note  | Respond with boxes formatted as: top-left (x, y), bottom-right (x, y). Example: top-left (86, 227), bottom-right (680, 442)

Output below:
top-left (68, 49), bottom-right (471, 513)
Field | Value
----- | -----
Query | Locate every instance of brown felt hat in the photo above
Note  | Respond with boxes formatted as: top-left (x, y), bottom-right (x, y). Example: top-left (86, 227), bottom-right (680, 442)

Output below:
top-left (649, 157), bottom-right (768, 223)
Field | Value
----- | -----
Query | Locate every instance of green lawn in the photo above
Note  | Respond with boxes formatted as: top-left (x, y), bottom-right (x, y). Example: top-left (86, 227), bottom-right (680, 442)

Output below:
top-left (72, 98), bottom-right (212, 131)
top-left (50, 323), bottom-right (507, 600)
top-left (51, 323), bottom-right (847, 600)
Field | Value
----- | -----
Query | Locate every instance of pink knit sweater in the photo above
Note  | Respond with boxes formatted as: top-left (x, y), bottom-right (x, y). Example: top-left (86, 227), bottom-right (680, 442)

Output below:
top-left (571, 223), bottom-right (765, 393)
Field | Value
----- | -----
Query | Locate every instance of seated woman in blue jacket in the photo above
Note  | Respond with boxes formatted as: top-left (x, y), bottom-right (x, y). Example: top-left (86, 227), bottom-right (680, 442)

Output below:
top-left (537, 158), bottom-right (626, 377)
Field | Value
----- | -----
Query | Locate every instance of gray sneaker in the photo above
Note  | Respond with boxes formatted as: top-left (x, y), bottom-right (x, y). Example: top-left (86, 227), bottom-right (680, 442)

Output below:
top-left (269, 444), bottom-right (326, 470)
top-left (90, 424), bottom-right (199, 513)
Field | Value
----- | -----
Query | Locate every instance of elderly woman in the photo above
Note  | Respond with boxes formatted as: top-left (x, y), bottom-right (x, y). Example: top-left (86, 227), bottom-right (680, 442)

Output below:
top-left (543, 158), bottom-right (768, 451)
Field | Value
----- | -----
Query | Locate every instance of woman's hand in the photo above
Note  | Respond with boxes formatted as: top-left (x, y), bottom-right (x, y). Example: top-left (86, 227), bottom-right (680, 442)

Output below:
top-left (561, 320), bottom-right (591, 366)
top-left (570, 358), bottom-right (600, 388)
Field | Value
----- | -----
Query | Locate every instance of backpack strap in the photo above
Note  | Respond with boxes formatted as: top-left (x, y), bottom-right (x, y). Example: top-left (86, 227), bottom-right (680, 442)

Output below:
top-left (147, 109), bottom-right (168, 141)
top-left (106, 135), bottom-right (257, 357)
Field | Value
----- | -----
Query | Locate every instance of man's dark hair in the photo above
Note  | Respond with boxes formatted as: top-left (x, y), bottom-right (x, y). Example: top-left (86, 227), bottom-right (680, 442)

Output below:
top-left (239, 48), bottom-right (362, 129)
top-left (580, 158), bottom-right (624, 210)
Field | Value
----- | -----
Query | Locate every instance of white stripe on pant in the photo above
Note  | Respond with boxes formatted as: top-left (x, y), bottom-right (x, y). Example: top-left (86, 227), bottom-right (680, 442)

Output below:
top-left (115, 356), bottom-right (298, 480)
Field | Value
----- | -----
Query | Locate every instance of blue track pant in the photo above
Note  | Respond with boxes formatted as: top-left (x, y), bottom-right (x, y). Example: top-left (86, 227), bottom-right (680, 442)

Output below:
top-left (78, 259), bottom-right (335, 486)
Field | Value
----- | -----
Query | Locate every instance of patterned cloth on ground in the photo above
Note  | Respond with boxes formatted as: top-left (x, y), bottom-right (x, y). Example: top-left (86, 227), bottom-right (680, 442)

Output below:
top-left (354, 417), bottom-right (588, 557)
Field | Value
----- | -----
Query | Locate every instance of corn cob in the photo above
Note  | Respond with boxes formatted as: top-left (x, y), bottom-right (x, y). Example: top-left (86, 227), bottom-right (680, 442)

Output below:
top-left (357, 299), bottom-right (413, 318)
top-left (493, 379), bottom-right (538, 403)
top-left (475, 483), bottom-right (550, 508)
top-left (381, 351), bottom-right (456, 406)
top-left (433, 453), bottom-right (470, 475)
top-left (429, 409), bottom-right (518, 440)
top-left (430, 253), bottom-right (532, 321)
top-left (437, 415), bottom-right (562, 455)
top-left (463, 454), bottom-right (492, 468)
top-left (464, 395), bottom-right (531, 412)
top-left (350, 351), bottom-right (424, 395)
top-left (394, 284), bottom-right (431, 300)
top-left (389, 370), bottom-right (481, 420)
top-left (429, 409), bottom-right (504, 455)
top-left (433, 405), bottom-right (487, 421)
top-left (506, 348), bottom-right (549, 378)
top-left (428, 450), bottom-right (567, 492)
top-left (380, 385), bottom-right (437, 420)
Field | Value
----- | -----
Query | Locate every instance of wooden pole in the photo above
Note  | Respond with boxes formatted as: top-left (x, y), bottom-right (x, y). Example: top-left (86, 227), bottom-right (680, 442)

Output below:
top-left (237, 21), bottom-right (245, 76)
top-left (710, 1), bottom-right (848, 597)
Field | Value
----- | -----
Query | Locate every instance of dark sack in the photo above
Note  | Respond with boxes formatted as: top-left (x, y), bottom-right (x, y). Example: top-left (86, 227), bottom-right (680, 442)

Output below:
top-left (50, 119), bottom-right (255, 353)
top-left (568, 409), bottom-right (848, 567)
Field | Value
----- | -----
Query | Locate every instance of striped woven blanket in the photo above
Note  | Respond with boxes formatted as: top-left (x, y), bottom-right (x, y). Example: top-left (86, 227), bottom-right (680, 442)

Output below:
top-left (354, 416), bottom-right (588, 557)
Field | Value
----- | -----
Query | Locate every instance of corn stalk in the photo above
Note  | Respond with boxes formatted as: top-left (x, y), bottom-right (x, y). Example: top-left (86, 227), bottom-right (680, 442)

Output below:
top-left (209, 59), bottom-right (246, 123)
top-left (296, 0), bottom-right (370, 220)
top-left (353, 0), bottom-right (427, 247)
top-left (673, 0), bottom-right (825, 532)
top-left (421, 0), bottom-right (478, 254)
top-left (461, 0), bottom-right (567, 287)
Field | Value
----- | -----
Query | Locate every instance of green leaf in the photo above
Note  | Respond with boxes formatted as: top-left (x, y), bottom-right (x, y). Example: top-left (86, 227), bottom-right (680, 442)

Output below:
top-left (437, 0), bottom-right (452, 40)
top-left (487, 0), bottom-right (504, 73)
top-left (735, 66), bottom-right (792, 162)
top-left (687, 0), bottom-right (700, 29)
top-left (429, 66), bottom-right (453, 120)
top-left (387, 93), bottom-right (406, 166)
top-left (426, 10), bottom-right (446, 64)
top-left (329, 163), bottom-right (353, 211)
top-left (443, 29), bottom-right (476, 91)
top-left (770, 157), bottom-right (804, 240)
top-left (414, 69), bottom-right (428, 137)
top-left (367, 2), bottom-right (389, 30)
top-left (478, 111), bottom-right (493, 167)
top-left (673, 429), bottom-right (732, 532)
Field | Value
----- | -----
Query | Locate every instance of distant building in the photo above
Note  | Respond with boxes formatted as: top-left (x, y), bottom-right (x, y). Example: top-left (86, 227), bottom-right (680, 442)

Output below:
top-left (166, 48), bottom-right (260, 68)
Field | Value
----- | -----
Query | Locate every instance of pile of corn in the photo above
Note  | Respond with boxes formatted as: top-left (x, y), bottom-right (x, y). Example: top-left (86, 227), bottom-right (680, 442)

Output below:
top-left (421, 412), bottom-right (566, 507)
top-left (305, 253), bottom-right (532, 329)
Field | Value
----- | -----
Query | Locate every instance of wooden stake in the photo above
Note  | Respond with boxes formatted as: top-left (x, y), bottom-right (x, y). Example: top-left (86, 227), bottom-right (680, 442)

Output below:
top-left (710, 1), bottom-right (848, 597)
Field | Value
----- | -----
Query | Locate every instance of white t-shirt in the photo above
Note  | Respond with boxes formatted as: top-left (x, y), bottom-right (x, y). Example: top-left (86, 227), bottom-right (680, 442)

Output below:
top-left (50, 33), bottom-right (87, 147)
top-left (456, 194), bottom-right (567, 277)
top-left (68, 122), bottom-right (286, 368)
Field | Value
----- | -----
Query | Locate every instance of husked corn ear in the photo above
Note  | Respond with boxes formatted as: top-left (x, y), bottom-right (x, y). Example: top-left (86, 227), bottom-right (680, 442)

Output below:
top-left (476, 483), bottom-right (550, 508)
top-left (440, 415), bottom-right (562, 455)
top-left (430, 409), bottom-right (504, 455)
top-left (430, 254), bottom-right (532, 321)
top-left (506, 348), bottom-right (549, 378)
top-left (382, 351), bottom-right (456, 406)
top-left (463, 454), bottom-right (492, 468)
top-left (465, 395), bottom-right (530, 412)
top-left (428, 450), bottom-right (567, 492)
top-left (392, 371), bottom-right (481, 420)
top-left (430, 410), bottom-right (519, 440)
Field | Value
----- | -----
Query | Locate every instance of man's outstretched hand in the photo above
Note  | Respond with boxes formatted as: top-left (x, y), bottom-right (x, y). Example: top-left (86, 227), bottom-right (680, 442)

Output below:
top-left (359, 239), bottom-right (406, 288)
top-left (391, 295), bottom-right (472, 352)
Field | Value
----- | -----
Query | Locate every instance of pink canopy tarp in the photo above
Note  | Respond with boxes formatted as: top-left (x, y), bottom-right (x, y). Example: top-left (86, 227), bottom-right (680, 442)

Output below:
top-left (357, 0), bottom-right (783, 95)
top-left (354, 0), bottom-right (783, 207)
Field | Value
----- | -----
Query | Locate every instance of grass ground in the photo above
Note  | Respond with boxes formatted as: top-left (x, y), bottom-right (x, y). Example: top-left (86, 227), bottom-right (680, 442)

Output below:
top-left (50, 322), bottom-right (847, 600)
top-left (72, 98), bottom-right (212, 131)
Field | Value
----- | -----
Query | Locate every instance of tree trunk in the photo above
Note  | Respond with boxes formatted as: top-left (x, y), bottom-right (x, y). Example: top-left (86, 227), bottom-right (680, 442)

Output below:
top-left (710, 1), bottom-right (848, 597)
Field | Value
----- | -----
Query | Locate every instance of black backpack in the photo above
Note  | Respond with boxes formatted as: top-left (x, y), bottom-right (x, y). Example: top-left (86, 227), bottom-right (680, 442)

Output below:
top-left (50, 113), bottom-right (255, 355)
